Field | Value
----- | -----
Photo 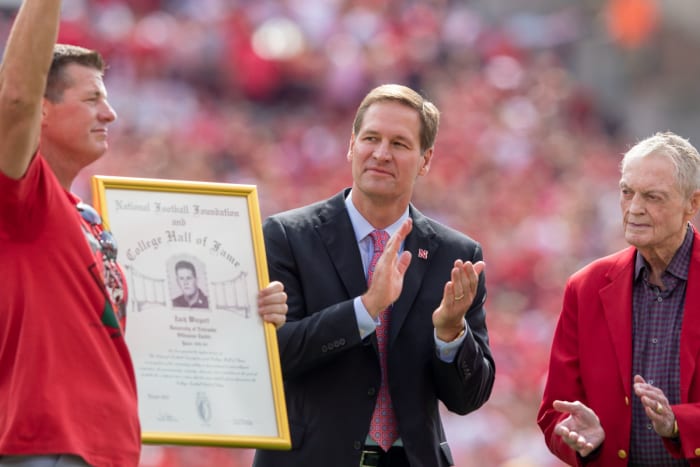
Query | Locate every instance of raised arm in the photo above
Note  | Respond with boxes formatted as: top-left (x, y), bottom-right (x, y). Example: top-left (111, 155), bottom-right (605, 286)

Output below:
top-left (0, 0), bottom-right (62, 179)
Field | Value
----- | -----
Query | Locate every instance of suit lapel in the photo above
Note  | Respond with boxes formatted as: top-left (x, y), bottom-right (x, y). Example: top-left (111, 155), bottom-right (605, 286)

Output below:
top-left (389, 206), bottom-right (437, 345)
top-left (680, 228), bottom-right (700, 401)
top-left (600, 248), bottom-right (635, 397)
top-left (315, 191), bottom-right (368, 300)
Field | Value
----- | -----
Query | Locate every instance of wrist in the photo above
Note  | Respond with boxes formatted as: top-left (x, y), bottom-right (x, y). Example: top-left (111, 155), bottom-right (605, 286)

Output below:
top-left (437, 324), bottom-right (465, 342)
top-left (360, 294), bottom-right (384, 319)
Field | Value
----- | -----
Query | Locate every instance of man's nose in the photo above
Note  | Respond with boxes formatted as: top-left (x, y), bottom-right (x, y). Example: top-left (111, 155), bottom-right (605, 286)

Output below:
top-left (99, 99), bottom-right (117, 123)
top-left (628, 193), bottom-right (646, 213)
top-left (373, 141), bottom-right (391, 160)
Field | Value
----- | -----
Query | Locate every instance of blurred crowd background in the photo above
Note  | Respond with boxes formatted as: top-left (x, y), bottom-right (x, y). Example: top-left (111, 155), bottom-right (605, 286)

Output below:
top-left (3, 0), bottom-right (699, 465)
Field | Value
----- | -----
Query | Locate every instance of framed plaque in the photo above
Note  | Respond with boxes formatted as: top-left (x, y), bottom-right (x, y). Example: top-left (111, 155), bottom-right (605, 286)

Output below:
top-left (91, 176), bottom-right (290, 450)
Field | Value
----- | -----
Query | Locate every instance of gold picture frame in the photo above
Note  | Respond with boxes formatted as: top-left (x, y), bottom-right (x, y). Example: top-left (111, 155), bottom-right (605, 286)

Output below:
top-left (91, 175), bottom-right (290, 450)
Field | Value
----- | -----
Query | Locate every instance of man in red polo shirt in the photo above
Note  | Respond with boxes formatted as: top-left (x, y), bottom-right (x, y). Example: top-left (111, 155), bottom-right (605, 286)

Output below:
top-left (0, 2), bottom-right (289, 465)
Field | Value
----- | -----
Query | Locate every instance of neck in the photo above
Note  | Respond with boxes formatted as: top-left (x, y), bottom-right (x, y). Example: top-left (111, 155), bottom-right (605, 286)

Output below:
top-left (351, 189), bottom-right (410, 229)
top-left (40, 147), bottom-right (79, 190)
top-left (638, 225), bottom-right (689, 285)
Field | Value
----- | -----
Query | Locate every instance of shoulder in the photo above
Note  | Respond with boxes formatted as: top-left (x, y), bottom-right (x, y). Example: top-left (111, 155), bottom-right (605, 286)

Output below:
top-left (0, 153), bottom-right (49, 194)
top-left (264, 190), bottom-right (347, 231)
top-left (412, 206), bottom-right (481, 250)
top-left (568, 247), bottom-right (635, 285)
top-left (172, 295), bottom-right (186, 306)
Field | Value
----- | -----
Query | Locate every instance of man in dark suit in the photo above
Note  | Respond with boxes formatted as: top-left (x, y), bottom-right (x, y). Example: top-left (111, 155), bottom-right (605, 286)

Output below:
top-left (254, 84), bottom-right (495, 467)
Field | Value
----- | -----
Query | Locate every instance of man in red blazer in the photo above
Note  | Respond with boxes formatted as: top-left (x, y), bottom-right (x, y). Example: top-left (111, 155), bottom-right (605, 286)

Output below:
top-left (538, 131), bottom-right (700, 466)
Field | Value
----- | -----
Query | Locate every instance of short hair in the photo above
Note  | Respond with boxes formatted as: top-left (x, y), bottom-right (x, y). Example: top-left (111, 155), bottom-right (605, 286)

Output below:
top-left (352, 84), bottom-right (440, 154)
top-left (621, 131), bottom-right (700, 198)
top-left (45, 44), bottom-right (106, 103)
top-left (175, 260), bottom-right (197, 277)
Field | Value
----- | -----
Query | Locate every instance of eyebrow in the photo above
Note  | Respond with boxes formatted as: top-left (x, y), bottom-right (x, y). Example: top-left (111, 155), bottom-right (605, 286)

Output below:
top-left (361, 129), bottom-right (414, 144)
top-left (84, 82), bottom-right (108, 98)
top-left (620, 183), bottom-right (670, 197)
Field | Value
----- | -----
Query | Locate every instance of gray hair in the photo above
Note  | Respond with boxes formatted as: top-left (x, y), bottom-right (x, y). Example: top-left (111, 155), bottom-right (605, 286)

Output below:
top-left (621, 131), bottom-right (700, 197)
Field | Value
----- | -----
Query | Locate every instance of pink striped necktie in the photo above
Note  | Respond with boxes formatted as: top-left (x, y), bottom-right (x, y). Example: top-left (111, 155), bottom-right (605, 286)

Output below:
top-left (367, 230), bottom-right (399, 451)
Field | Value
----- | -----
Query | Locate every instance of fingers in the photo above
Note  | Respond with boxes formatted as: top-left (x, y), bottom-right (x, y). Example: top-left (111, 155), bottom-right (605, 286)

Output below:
top-left (260, 309), bottom-right (287, 328)
top-left (434, 260), bottom-right (484, 333)
top-left (631, 377), bottom-right (677, 437)
top-left (638, 394), bottom-right (677, 437)
top-left (458, 259), bottom-right (484, 288)
top-left (553, 410), bottom-right (599, 457)
top-left (553, 400), bottom-right (576, 414)
top-left (640, 395), bottom-right (668, 417)
top-left (554, 424), bottom-right (594, 454)
top-left (553, 400), bottom-right (598, 425)
top-left (371, 218), bottom-right (413, 284)
top-left (396, 250), bottom-right (412, 276)
top-left (435, 260), bottom-right (485, 332)
top-left (385, 218), bottom-right (412, 256)
top-left (633, 375), bottom-right (670, 417)
top-left (451, 263), bottom-right (465, 302)
top-left (553, 400), bottom-right (586, 415)
top-left (448, 260), bottom-right (485, 305)
top-left (260, 280), bottom-right (284, 295)
top-left (471, 260), bottom-right (486, 276)
top-left (258, 281), bottom-right (288, 329)
top-left (568, 431), bottom-right (593, 451)
top-left (552, 400), bottom-right (605, 457)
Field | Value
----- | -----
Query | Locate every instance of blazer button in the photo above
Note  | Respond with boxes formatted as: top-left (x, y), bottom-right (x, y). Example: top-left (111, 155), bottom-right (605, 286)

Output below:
top-left (368, 387), bottom-right (376, 397)
top-left (695, 448), bottom-right (700, 456)
top-left (340, 338), bottom-right (346, 345)
top-left (617, 450), bottom-right (627, 459)
top-left (354, 441), bottom-right (362, 450)
top-left (321, 344), bottom-right (328, 352)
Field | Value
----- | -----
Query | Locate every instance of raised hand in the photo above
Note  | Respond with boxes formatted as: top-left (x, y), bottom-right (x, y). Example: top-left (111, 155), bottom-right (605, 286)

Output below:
top-left (361, 218), bottom-right (413, 318)
top-left (633, 375), bottom-right (677, 438)
top-left (552, 400), bottom-right (606, 457)
top-left (432, 259), bottom-right (484, 341)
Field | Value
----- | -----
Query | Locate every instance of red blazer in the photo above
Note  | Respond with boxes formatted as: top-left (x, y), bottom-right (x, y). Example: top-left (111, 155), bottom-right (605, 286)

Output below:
top-left (538, 227), bottom-right (700, 466)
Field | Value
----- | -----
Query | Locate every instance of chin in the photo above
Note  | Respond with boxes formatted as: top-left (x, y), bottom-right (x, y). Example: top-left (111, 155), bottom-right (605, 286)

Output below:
top-left (624, 234), bottom-right (647, 249)
top-left (93, 146), bottom-right (109, 159)
top-left (361, 181), bottom-right (396, 196)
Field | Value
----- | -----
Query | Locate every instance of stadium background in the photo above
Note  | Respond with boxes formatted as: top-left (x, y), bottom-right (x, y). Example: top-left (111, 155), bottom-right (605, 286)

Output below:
top-left (2, 0), bottom-right (698, 465)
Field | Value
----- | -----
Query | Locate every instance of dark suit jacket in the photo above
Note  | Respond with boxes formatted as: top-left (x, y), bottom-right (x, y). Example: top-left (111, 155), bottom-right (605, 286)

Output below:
top-left (171, 289), bottom-right (209, 309)
top-left (254, 190), bottom-right (495, 467)
top-left (538, 227), bottom-right (700, 466)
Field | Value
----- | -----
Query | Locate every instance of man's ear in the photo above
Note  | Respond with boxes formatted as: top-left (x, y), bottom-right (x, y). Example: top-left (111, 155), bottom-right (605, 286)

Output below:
top-left (40, 98), bottom-right (50, 124)
top-left (418, 148), bottom-right (433, 176)
top-left (347, 134), bottom-right (355, 162)
top-left (687, 189), bottom-right (700, 218)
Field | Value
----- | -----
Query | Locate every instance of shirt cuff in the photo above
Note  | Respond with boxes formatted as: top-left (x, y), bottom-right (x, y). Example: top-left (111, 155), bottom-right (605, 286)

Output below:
top-left (434, 320), bottom-right (467, 363)
top-left (354, 296), bottom-right (378, 339)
